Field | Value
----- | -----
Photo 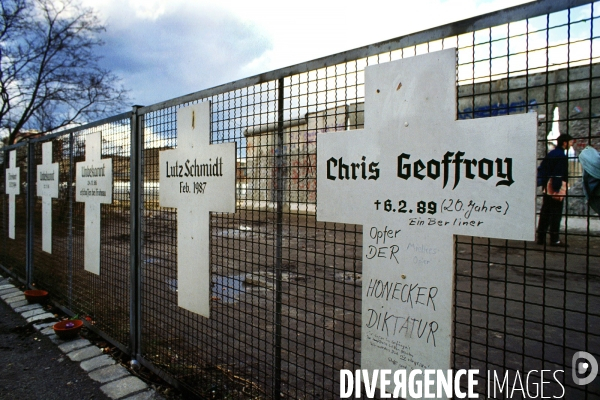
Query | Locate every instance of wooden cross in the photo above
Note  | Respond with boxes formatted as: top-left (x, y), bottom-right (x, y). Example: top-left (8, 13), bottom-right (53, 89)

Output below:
top-left (37, 142), bottom-right (59, 253)
top-left (76, 132), bottom-right (113, 275)
top-left (5, 150), bottom-right (20, 239)
top-left (317, 49), bottom-right (537, 395)
top-left (159, 101), bottom-right (236, 317)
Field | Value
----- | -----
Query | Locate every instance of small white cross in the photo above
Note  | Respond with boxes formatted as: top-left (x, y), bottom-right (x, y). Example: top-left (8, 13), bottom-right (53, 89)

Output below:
top-left (76, 132), bottom-right (113, 275)
top-left (317, 49), bottom-right (537, 396)
top-left (5, 151), bottom-right (20, 239)
top-left (37, 142), bottom-right (59, 253)
top-left (159, 101), bottom-right (236, 317)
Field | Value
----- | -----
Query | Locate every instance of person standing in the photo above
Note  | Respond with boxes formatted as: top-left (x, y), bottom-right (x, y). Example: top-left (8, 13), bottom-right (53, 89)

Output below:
top-left (536, 133), bottom-right (575, 246)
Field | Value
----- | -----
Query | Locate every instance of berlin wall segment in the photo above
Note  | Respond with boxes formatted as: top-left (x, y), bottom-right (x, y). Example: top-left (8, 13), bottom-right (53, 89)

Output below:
top-left (159, 101), bottom-right (236, 318)
top-left (316, 48), bottom-right (538, 398)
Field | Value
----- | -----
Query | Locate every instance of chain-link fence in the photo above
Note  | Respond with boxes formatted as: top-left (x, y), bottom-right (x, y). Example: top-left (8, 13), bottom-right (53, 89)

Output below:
top-left (1, 0), bottom-right (599, 398)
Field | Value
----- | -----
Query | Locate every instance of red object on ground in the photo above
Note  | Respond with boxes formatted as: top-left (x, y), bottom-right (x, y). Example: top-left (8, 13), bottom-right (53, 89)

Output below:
top-left (53, 320), bottom-right (84, 340)
top-left (24, 290), bottom-right (48, 304)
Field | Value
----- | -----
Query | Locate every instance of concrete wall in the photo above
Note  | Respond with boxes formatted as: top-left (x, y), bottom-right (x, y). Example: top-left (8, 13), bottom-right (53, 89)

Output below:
top-left (244, 64), bottom-right (600, 215)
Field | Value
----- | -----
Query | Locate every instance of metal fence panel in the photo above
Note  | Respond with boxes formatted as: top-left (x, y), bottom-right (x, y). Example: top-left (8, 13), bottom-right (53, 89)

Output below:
top-left (1, 143), bottom-right (29, 283)
top-left (1, 0), bottom-right (599, 399)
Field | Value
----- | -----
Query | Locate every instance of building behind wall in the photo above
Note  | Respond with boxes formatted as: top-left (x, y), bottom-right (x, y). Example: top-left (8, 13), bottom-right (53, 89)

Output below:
top-left (244, 63), bottom-right (600, 216)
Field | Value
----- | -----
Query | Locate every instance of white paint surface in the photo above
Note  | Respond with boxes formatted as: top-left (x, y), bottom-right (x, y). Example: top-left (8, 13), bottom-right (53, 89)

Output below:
top-left (316, 49), bottom-right (537, 397)
top-left (76, 132), bottom-right (113, 275)
top-left (159, 101), bottom-right (236, 317)
top-left (5, 151), bottom-right (20, 239)
top-left (37, 142), bottom-right (60, 253)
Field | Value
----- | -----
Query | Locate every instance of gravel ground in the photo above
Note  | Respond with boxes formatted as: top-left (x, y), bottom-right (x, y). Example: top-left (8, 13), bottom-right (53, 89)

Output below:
top-left (0, 299), bottom-right (111, 400)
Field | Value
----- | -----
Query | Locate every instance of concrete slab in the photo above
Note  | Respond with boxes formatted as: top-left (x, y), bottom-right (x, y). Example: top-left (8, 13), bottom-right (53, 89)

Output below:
top-left (6, 295), bottom-right (26, 304)
top-left (67, 345), bottom-right (103, 362)
top-left (2, 291), bottom-right (24, 300)
top-left (20, 308), bottom-right (48, 319)
top-left (40, 326), bottom-right (55, 335)
top-left (14, 303), bottom-right (42, 313)
top-left (9, 299), bottom-right (28, 309)
top-left (123, 390), bottom-right (164, 400)
top-left (89, 364), bottom-right (129, 383)
top-left (33, 321), bottom-right (56, 331)
top-left (101, 376), bottom-right (148, 399)
top-left (0, 287), bottom-right (19, 296)
top-left (25, 312), bottom-right (55, 323)
top-left (48, 334), bottom-right (66, 345)
top-left (80, 354), bottom-right (116, 372)
top-left (58, 338), bottom-right (91, 353)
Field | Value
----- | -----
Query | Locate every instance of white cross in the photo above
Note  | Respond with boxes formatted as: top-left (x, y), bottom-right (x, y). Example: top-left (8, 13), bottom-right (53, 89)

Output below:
top-left (76, 132), bottom-right (113, 275)
top-left (159, 101), bottom-right (236, 317)
top-left (5, 150), bottom-right (20, 239)
top-left (317, 49), bottom-right (537, 396)
top-left (37, 142), bottom-right (59, 253)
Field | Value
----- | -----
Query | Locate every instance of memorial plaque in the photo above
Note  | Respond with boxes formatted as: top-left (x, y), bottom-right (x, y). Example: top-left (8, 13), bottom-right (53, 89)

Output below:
top-left (317, 49), bottom-right (537, 396)
top-left (76, 132), bottom-right (113, 275)
top-left (5, 150), bottom-right (20, 239)
top-left (37, 142), bottom-right (59, 253)
top-left (159, 101), bottom-right (236, 317)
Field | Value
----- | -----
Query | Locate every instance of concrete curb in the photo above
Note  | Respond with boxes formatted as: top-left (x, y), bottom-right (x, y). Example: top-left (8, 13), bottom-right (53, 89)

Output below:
top-left (0, 275), bottom-right (164, 400)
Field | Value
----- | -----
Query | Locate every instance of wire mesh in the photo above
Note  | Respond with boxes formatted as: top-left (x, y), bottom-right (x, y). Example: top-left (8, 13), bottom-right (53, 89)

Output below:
top-left (0, 1), bottom-right (598, 399)
top-left (0, 143), bottom-right (28, 282)
top-left (135, 2), bottom-right (599, 398)
top-left (69, 119), bottom-right (132, 348)
top-left (30, 135), bottom-right (72, 306)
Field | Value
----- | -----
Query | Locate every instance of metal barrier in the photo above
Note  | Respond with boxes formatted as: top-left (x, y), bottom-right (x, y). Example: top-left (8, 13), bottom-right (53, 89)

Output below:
top-left (1, 0), bottom-right (599, 398)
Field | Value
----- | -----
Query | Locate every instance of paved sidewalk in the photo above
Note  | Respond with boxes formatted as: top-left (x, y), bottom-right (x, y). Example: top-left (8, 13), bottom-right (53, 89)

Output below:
top-left (0, 275), bottom-right (164, 400)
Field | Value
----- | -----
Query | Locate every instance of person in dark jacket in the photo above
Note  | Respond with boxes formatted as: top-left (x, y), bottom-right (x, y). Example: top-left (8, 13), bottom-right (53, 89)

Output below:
top-left (536, 134), bottom-right (575, 246)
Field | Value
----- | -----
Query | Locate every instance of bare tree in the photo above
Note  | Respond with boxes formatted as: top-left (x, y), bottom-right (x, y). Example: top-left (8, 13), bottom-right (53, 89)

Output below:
top-left (0, 0), bottom-right (128, 144)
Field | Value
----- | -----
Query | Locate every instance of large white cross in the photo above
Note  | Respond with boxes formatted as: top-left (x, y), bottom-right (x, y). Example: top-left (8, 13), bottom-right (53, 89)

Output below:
top-left (317, 49), bottom-right (537, 396)
top-left (5, 150), bottom-right (20, 239)
top-left (37, 142), bottom-right (59, 253)
top-left (159, 101), bottom-right (236, 317)
top-left (76, 132), bottom-right (113, 275)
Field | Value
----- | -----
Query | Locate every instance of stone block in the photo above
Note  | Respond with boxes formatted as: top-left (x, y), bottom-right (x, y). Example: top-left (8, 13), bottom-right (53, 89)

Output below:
top-left (0, 287), bottom-right (19, 296)
top-left (2, 291), bottom-right (24, 300)
top-left (21, 308), bottom-right (47, 319)
top-left (25, 312), bottom-right (55, 323)
top-left (101, 376), bottom-right (148, 399)
top-left (58, 338), bottom-right (91, 353)
top-left (14, 303), bottom-right (42, 313)
top-left (40, 326), bottom-right (55, 335)
top-left (33, 321), bottom-right (56, 331)
top-left (67, 345), bottom-right (103, 362)
top-left (123, 390), bottom-right (164, 400)
top-left (49, 334), bottom-right (66, 345)
top-left (6, 295), bottom-right (26, 304)
top-left (9, 300), bottom-right (28, 309)
top-left (80, 354), bottom-right (116, 372)
top-left (89, 364), bottom-right (129, 383)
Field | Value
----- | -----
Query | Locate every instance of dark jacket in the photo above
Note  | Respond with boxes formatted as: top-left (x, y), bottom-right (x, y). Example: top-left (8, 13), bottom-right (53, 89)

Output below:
top-left (537, 147), bottom-right (568, 192)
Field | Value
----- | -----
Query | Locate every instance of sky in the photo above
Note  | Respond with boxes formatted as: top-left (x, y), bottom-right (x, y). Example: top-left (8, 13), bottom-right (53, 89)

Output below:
top-left (82, 0), bottom-right (535, 107)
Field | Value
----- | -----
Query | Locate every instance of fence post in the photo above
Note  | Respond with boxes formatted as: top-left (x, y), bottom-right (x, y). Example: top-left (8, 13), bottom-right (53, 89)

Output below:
top-left (67, 132), bottom-right (74, 309)
top-left (130, 105), bottom-right (143, 359)
top-left (273, 78), bottom-right (285, 400)
top-left (26, 139), bottom-right (34, 287)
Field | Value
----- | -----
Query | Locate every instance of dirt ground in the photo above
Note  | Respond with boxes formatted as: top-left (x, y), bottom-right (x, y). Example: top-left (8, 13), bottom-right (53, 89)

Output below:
top-left (6, 204), bottom-right (599, 399)
top-left (0, 299), bottom-right (111, 399)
